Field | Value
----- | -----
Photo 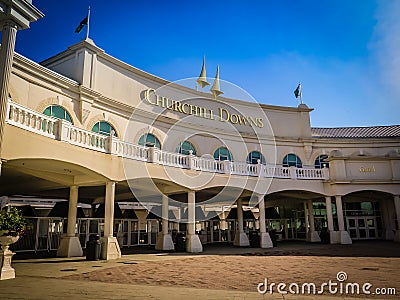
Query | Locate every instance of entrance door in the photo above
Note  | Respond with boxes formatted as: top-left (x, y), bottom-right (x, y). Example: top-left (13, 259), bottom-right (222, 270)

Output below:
top-left (346, 217), bottom-right (378, 240)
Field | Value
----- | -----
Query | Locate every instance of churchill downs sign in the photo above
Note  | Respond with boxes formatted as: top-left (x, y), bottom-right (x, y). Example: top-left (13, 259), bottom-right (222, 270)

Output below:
top-left (143, 88), bottom-right (264, 128)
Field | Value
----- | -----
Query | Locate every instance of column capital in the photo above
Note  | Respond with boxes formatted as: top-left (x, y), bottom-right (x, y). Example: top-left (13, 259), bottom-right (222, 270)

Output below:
top-left (0, 20), bottom-right (18, 30)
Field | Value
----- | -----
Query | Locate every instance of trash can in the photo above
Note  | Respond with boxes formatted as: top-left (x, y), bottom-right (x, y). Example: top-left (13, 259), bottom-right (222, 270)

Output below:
top-left (320, 228), bottom-right (330, 244)
top-left (249, 231), bottom-right (260, 247)
top-left (86, 234), bottom-right (101, 261)
top-left (175, 232), bottom-right (186, 252)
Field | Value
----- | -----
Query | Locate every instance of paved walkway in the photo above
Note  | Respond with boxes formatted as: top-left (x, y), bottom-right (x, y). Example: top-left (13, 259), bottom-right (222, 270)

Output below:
top-left (0, 241), bottom-right (399, 299)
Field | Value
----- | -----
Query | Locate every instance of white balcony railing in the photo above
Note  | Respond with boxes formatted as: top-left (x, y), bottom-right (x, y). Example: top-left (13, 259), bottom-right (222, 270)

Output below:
top-left (6, 100), bottom-right (329, 180)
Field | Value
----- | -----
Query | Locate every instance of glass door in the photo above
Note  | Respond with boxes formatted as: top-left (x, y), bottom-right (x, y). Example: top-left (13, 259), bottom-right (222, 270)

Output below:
top-left (347, 217), bottom-right (378, 240)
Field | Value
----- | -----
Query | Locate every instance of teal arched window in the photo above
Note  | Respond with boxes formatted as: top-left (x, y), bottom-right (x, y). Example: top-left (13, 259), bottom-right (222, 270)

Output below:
top-left (138, 133), bottom-right (161, 148)
top-left (91, 121), bottom-right (117, 137)
top-left (315, 154), bottom-right (329, 169)
top-left (283, 153), bottom-right (302, 168)
top-left (43, 105), bottom-right (73, 124)
top-left (176, 141), bottom-right (197, 155)
top-left (214, 147), bottom-right (233, 161)
top-left (247, 151), bottom-right (266, 164)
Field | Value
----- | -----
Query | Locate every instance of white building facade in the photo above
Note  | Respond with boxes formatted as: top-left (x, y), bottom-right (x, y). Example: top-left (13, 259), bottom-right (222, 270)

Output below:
top-left (1, 37), bottom-right (399, 259)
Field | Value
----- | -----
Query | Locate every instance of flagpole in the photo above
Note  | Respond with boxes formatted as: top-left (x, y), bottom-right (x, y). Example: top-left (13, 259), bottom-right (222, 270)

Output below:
top-left (300, 86), bottom-right (303, 104)
top-left (86, 6), bottom-right (91, 40)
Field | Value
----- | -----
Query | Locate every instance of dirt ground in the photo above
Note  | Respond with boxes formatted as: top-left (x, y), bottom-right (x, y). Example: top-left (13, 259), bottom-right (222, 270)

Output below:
top-left (65, 241), bottom-right (400, 297)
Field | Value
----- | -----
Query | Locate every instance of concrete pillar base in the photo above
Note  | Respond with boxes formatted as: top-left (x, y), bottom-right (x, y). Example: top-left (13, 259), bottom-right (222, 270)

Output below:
top-left (100, 236), bottom-right (121, 260)
top-left (155, 233), bottom-right (175, 251)
top-left (0, 249), bottom-right (15, 280)
top-left (307, 231), bottom-right (321, 243)
top-left (340, 231), bottom-right (352, 244)
top-left (260, 232), bottom-right (273, 248)
top-left (329, 231), bottom-right (352, 244)
top-left (233, 231), bottom-right (250, 246)
top-left (329, 231), bottom-right (339, 244)
top-left (186, 234), bottom-right (203, 253)
top-left (56, 236), bottom-right (83, 257)
top-left (394, 231), bottom-right (400, 242)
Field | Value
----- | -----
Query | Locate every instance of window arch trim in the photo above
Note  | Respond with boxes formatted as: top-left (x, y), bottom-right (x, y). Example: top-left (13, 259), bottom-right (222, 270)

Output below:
top-left (91, 121), bottom-right (118, 137)
top-left (138, 133), bottom-right (161, 149)
top-left (176, 140), bottom-right (197, 155)
top-left (213, 146), bottom-right (233, 161)
top-left (282, 153), bottom-right (302, 168)
top-left (43, 105), bottom-right (73, 124)
top-left (247, 151), bottom-right (266, 164)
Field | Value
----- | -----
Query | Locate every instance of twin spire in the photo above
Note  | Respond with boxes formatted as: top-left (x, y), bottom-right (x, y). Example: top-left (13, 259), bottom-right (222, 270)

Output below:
top-left (196, 57), bottom-right (223, 98)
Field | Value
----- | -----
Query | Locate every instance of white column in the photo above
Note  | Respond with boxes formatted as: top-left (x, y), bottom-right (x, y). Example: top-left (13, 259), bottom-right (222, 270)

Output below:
top-left (67, 186), bottom-right (79, 237)
top-left (57, 186), bottom-right (83, 257)
top-left (259, 197), bottom-right (266, 234)
top-left (325, 196), bottom-right (334, 232)
top-left (258, 195), bottom-right (273, 248)
top-left (155, 194), bottom-right (174, 250)
top-left (188, 191), bottom-right (195, 235)
top-left (101, 182), bottom-right (121, 260)
top-left (104, 181), bottom-right (115, 237)
top-left (335, 195), bottom-right (352, 244)
top-left (307, 199), bottom-right (321, 242)
top-left (233, 199), bottom-right (250, 246)
top-left (303, 202), bottom-right (310, 232)
top-left (335, 196), bottom-right (345, 231)
top-left (186, 191), bottom-right (202, 252)
top-left (162, 195), bottom-right (168, 235)
top-left (237, 199), bottom-right (244, 233)
top-left (0, 21), bottom-right (17, 175)
top-left (394, 195), bottom-right (400, 242)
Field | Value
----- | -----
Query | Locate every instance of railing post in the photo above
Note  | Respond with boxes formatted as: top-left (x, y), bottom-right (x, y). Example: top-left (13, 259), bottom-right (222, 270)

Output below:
top-left (257, 159), bottom-right (263, 177)
top-left (290, 166), bottom-right (297, 179)
top-left (57, 119), bottom-right (70, 142)
top-left (322, 166), bottom-right (330, 180)
top-left (148, 146), bottom-right (159, 163)
top-left (223, 160), bottom-right (232, 174)
top-left (107, 130), bottom-right (119, 156)
top-left (188, 150), bottom-right (195, 170)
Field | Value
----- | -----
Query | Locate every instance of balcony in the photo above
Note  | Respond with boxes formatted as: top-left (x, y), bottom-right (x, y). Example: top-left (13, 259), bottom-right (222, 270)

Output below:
top-left (6, 100), bottom-right (329, 180)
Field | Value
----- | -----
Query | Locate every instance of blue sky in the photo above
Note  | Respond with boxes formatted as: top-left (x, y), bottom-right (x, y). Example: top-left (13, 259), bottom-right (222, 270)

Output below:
top-left (12, 0), bottom-right (400, 127)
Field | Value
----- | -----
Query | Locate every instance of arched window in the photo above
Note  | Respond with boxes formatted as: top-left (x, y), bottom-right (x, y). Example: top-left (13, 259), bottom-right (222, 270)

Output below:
top-left (43, 105), bottom-right (73, 123)
top-left (214, 147), bottom-right (233, 161)
top-left (315, 154), bottom-right (329, 169)
top-left (176, 141), bottom-right (197, 155)
top-left (91, 121), bottom-right (117, 137)
top-left (247, 151), bottom-right (266, 164)
top-left (138, 133), bottom-right (161, 148)
top-left (283, 153), bottom-right (302, 168)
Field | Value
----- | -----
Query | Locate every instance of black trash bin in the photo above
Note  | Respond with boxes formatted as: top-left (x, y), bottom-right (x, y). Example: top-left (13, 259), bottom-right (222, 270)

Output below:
top-left (320, 228), bottom-right (330, 244)
top-left (249, 231), bottom-right (260, 247)
top-left (86, 234), bottom-right (101, 261)
top-left (175, 232), bottom-right (186, 252)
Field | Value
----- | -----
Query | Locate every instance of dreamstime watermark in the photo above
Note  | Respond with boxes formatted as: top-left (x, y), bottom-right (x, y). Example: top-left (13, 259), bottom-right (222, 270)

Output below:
top-left (257, 271), bottom-right (396, 296)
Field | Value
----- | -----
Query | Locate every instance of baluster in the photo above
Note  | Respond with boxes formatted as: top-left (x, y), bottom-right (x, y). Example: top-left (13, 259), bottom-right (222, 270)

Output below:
top-left (8, 104), bottom-right (14, 120)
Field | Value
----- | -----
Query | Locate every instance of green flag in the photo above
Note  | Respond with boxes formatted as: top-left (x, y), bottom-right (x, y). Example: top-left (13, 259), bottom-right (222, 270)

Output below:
top-left (294, 83), bottom-right (302, 98)
top-left (75, 16), bottom-right (88, 33)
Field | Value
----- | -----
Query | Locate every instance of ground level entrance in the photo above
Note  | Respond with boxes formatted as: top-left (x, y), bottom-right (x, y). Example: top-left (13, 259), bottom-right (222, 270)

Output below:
top-left (346, 216), bottom-right (381, 240)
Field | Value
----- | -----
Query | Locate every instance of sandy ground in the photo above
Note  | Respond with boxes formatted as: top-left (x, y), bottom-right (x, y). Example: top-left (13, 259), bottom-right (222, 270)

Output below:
top-left (63, 242), bottom-right (400, 298)
top-left (1, 241), bottom-right (399, 299)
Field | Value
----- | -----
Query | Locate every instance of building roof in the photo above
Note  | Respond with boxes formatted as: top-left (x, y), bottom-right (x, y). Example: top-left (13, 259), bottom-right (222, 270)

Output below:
top-left (311, 125), bottom-right (400, 139)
